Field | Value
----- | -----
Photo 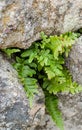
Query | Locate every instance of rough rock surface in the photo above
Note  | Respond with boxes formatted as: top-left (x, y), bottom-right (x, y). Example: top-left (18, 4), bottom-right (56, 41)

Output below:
top-left (34, 93), bottom-right (82, 130)
top-left (66, 36), bottom-right (82, 84)
top-left (58, 93), bottom-right (82, 130)
top-left (0, 52), bottom-right (45, 130)
top-left (0, 0), bottom-right (82, 48)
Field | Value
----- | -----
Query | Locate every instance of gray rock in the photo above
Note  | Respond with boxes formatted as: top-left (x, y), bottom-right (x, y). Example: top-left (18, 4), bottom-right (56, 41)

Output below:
top-left (66, 36), bottom-right (82, 84)
top-left (58, 93), bottom-right (82, 130)
top-left (34, 93), bottom-right (82, 130)
top-left (34, 113), bottom-right (59, 130)
top-left (0, 0), bottom-right (82, 49)
top-left (0, 52), bottom-right (45, 130)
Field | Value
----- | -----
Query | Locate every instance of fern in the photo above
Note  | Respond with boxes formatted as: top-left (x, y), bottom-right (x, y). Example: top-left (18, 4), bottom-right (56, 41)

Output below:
top-left (2, 32), bottom-right (82, 130)
top-left (23, 78), bottom-right (38, 107)
top-left (43, 69), bottom-right (82, 94)
top-left (13, 57), bottom-right (38, 107)
top-left (45, 91), bottom-right (64, 130)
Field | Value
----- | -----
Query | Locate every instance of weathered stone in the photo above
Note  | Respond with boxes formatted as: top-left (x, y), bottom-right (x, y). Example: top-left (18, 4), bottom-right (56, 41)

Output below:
top-left (34, 113), bottom-right (59, 130)
top-left (66, 36), bottom-right (82, 84)
top-left (0, 52), bottom-right (45, 130)
top-left (58, 93), bottom-right (82, 130)
top-left (34, 93), bottom-right (82, 130)
top-left (0, 0), bottom-right (82, 49)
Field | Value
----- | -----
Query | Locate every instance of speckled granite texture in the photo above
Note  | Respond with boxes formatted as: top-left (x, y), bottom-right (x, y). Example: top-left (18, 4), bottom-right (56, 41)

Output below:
top-left (66, 36), bottom-right (82, 84)
top-left (0, 0), bottom-right (82, 48)
top-left (33, 93), bottom-right (82, 130)
top-left (0, 52), bottom-right (45, 130)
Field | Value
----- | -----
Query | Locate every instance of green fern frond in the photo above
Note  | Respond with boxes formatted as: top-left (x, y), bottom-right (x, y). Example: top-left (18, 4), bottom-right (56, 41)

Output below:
top-left (45, 91), bottom-right (64, 130)
top-left (23, 78), bottom-right (38, 107)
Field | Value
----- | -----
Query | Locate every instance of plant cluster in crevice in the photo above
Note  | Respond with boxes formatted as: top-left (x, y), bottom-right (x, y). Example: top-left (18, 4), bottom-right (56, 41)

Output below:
top-left (2, 32), bottom-right (82, 130)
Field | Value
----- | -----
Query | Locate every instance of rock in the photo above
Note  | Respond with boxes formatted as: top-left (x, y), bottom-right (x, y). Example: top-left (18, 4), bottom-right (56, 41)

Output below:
top-left (66, 36), bottom-right (82, 84)
top-left (34, 93), bottom-right (82, 130)
top-left (0, 0), bottom-right (82, 49)
top-left (0, 52), bottom-right (45, 130)
top-left (58, 93), bottom-right (82, 130)
top-left (34, 113), bottom-right (59, 130)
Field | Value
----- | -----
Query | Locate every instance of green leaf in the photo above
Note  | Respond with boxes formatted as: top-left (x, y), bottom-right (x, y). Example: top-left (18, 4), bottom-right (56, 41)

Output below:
top-left (23, 78), bottom-right (37, 85)
top-left (45, 67), bottom-right (56, 79)
top-left (21, 49), bottom-right (33, 57)
top-left (21, 66), bottom-right (36, 77)
top-left (3, 48), bottom-right (20, 57)
top-left (13, 62), bottom-right (22, 70)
